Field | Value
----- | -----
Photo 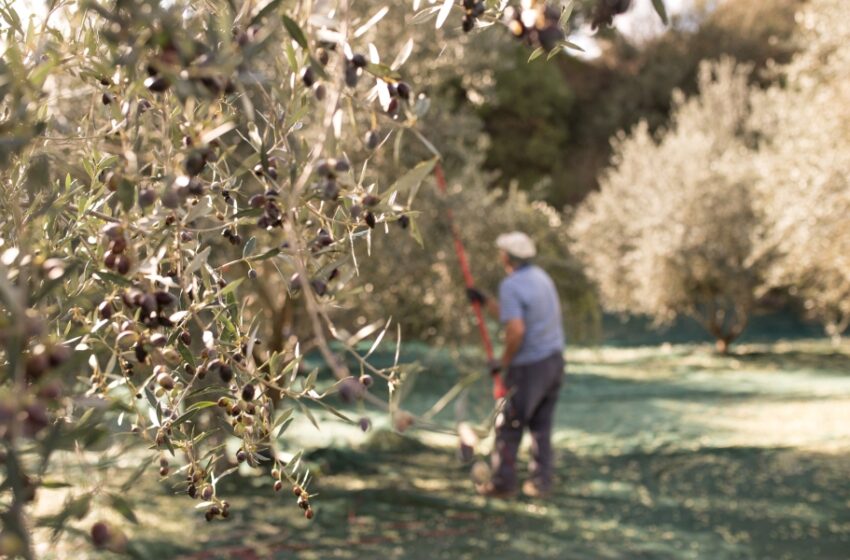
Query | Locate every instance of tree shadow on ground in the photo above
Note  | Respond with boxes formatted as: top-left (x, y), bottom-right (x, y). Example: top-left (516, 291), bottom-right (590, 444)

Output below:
top-left (165, 442), bottom-right (850, 560)
top-left (563, 371), bottom-right (762, 403)
top-left (68, 342), bottom-right (850, 560)
top-left (730, 349), bottom-right (850, 375)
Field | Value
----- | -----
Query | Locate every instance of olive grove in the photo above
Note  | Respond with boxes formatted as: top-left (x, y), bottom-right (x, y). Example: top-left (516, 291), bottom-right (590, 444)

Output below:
top-left (571, 0), bottom-right (850, 349)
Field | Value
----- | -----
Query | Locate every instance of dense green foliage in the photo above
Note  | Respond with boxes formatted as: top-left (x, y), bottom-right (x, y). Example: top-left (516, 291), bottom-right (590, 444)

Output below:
top-left (479, 0), bottom-right (804, 207)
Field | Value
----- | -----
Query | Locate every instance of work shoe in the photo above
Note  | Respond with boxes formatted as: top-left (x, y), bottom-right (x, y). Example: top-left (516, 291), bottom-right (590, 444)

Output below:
top-left (475, 482), bottom-right (517, 499)
top-left (521, 480), bottom-right (551, 499)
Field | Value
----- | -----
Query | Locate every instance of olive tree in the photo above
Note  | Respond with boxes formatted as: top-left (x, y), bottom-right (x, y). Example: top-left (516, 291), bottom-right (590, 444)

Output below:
top-left (570, 59), bottom-right (771, 353)
top-left (353, 183), bottom-right (600, 345)
top-left (336, 8), bottom-right (598, 344)
top-left (0, 0), bottom-right (592, 557)
top-left (751, 0), bottom-right (850, 341)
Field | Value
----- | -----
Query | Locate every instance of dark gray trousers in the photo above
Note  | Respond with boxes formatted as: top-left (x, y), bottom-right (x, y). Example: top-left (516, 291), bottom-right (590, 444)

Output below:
top-left (491, 351), bottom-right (564, 491)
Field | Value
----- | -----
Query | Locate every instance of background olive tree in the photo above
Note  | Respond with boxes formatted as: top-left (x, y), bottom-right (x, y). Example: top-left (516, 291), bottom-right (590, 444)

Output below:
top-left (571, 0), bottom-right (850, 349)
top-left (570, 59), bottom-right (771, 353)
top-left (478, 0), bottom-right (804, 208)
top-left (751, 0), bottom-right (850, 342)
top-left (354, 183), bottom-right (599, 345)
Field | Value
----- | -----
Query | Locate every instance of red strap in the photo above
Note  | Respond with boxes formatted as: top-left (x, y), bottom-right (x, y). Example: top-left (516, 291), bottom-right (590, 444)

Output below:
top-left (433, 162), bottom-right (495, 362)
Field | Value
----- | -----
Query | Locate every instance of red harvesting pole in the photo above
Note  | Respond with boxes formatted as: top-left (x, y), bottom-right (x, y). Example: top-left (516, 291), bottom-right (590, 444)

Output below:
top-left (433, 161), bottom-right (495, 362)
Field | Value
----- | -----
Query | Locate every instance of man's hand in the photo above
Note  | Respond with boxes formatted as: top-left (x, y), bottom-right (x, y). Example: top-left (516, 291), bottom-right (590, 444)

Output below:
top-left (487, 360), bottom-right (508, 400)
top-left (466, 287), bottom-right (487, 305)
top-left (492, 375), bottom-right (508, 400)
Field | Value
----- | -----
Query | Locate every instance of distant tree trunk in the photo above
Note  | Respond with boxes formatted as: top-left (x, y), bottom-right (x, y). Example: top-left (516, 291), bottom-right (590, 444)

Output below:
top-left (826, 315), bottom-right (849, 347)
top-left (715, 336), bottom-right (732, 354)
top-left (696, 301), bottom-right (750, 355)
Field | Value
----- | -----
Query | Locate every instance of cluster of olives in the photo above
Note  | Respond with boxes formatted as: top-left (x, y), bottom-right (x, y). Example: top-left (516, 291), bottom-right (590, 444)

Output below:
top-left (249, 188), bottom-right (284, 230)
top-left (107, 20), bottom-right (238, 100)
top-left (144, 40), bottom-right (238, 97)
top-left (253, 156), bottom-right (280, 181)
top-left (295, 484), bottom-right (315, 519)
top-left (97, 145), bottom-right (215, 217)
top-left (301, 44), bottom-right (335, 100)
top-left (144, 346), bottom-right (259, 446)
top-left (216, 382), bottom-right (268, 440)
top-left (380, 80), bottom-right (413, 117)
top-left (462, 0), bottom-right (487, 32)
top-left (345, 52), bottom-right (368, 88)
top-left (313, 157), bottom-right (351, 201)
top-left (23, 340), bottom-right (70, 383)
top-left (503, 1), bottom-right (565, 52)
top-left (184, 145), bottom-right (217, 177)
top-left (102, 223), bottom-right (133, 275)
top-left (96, 13), bottom-right (262, 124)
top-left (271, 472), bottom-right (314, 518)
top-left (300, 65), bottom-right (327, 101)
top-left (315, 40), bottom-right (404, 104)
top-left (204, 500), bottom-right (231, 522)
top-left (78, 0), bottom-right (427, 530)
top-left (0, 253), bottom-right (69, 445)
top-left (0, 377), bottom-right (54, 441)
top-left (349, 193), bottom-right (380, 230)
top-left (111, 285), bottom-right (179, 334)
top-left (149, 171), bottom-right (210, 211)
top-left (144, 73), bottom-right (171, 94)
top-left (591, 0), bottom-right (632, 30)
top-left (179, 461), bottom-right (231, 521)
top-left (221, 227), bottom-right (243, 246)
top-left (311, 228), bottom-right (334, 252)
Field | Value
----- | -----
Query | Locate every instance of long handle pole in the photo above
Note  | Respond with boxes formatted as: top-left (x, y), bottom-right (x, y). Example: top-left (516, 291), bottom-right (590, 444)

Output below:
top-left (433, 162), bottom-right (495, 362)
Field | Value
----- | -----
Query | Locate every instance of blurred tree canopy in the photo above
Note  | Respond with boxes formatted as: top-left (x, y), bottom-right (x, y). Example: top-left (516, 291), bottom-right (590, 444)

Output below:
top-left (751, 0), bottom-right (850, 341)
top-left (571, 0), bottom-right (850, 348)
top-left (352, 182), bottom-right (599, 346)
top-left (571, 59), bottom-right (770, 353)
top-left (477, 0), bottom-right (804, 208)
top-left (478, 48), bottom-right (575, 193)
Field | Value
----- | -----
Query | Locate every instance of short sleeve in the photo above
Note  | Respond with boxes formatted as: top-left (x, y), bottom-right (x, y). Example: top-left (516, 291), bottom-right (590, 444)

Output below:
top-left (499, 279), bottom-right (523, 323)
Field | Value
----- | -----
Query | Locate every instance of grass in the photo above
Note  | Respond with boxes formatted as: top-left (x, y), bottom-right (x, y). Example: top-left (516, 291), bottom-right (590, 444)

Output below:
top-left (32, 340), bottom-right (850, 559)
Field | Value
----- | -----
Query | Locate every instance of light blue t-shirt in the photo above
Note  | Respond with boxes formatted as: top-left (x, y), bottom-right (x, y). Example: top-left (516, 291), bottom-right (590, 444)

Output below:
top-left (499, 264), bottom-right (564, 366)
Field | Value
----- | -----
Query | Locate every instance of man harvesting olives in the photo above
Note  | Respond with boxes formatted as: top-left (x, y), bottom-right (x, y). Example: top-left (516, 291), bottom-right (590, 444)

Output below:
top-left (468, 232), bottom-right (566, 498)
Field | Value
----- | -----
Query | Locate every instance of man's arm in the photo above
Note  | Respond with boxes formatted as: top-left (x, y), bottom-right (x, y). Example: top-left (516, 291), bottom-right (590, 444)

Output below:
top-left (501, 318), bottom-right (525, 371)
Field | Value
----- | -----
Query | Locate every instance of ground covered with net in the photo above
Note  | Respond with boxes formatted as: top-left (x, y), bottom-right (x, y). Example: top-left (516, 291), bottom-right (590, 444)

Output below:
top-left (34, 341), bottom-right (850, 559)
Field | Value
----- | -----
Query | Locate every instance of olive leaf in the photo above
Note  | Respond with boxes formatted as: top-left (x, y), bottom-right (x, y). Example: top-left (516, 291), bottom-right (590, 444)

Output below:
top-left (435, 0), bottom-right (454, 29)
top-left (282, 15), bottom-right (309, 49)
top-left (652, 0), bottom-right (669, 25)
top-left (391, 157), bottom-right (437, 206)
